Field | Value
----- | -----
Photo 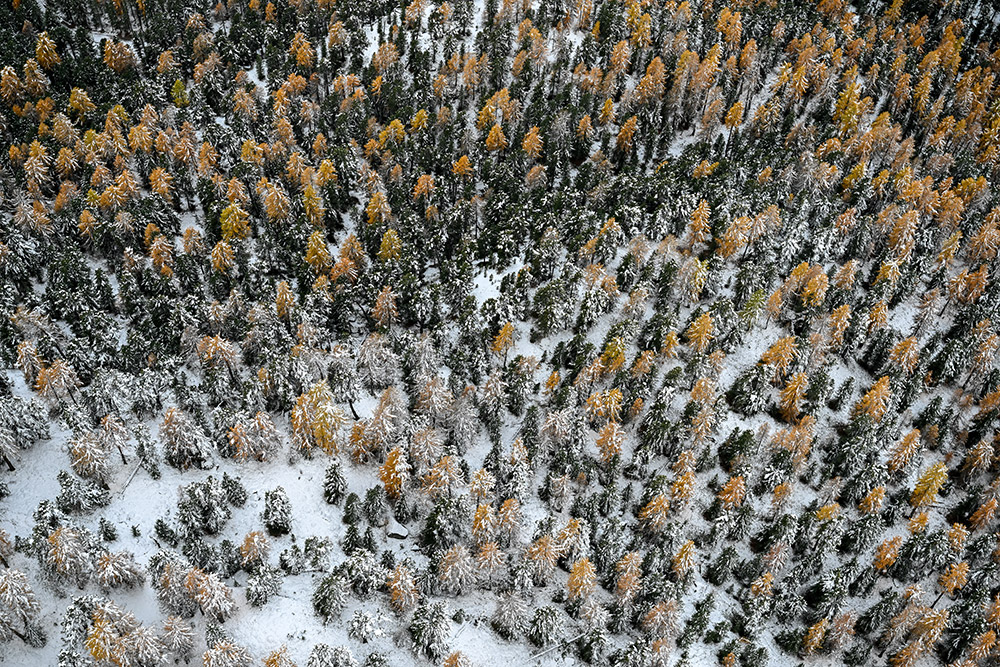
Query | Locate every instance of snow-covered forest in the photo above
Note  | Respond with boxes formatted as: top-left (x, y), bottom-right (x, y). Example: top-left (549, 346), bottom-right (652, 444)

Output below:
top-left (2, 0), bottom-right (1000, 665)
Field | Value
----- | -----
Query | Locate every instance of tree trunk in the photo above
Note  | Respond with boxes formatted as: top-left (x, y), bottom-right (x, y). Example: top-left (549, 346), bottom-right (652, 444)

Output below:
top-left (8, 624), bottom-right (26, 642)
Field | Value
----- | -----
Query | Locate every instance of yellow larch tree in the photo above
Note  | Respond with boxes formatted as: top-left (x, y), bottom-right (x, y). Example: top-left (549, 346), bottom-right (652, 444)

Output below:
top-left (854, 376), bottom-right (892, 421)
top-left (910, 462), bottom-right (948, 511)
top-left (887, 429), bottom-right (921, 473)
top-left (616, 115), bottom-right (638, 152)
top-left (615, 552), bottom-right (642, 602)
top-left (567, 558), bottom-right (596, 600)
top-left (874, 537), bottom-right (902, 571)
top-left (724, 101), bottom-right (744, 130)
top-left (413, 174), bottom-right (435, 201)
top-left (859, 486), bottom-right (886, 515)
top-left (718, 475), bottom-right (746, 509)
top-left (378, 229), bottom-right (402, 262)
top-left (240, 531), bottom-right (270, 568)
top-left (372, 285), bottom-right (398, 328)
top-left (939, 562), bottom-right (968, 598)
top-left (304, 230), bottom-right (331, 273)
top-left (522, 126), bottom-right (543, 158)
top-left (890, 337), bottom-right (920, 374)
top-left (471, 503), bottom-right (495, 545)
top-left (290, 32), bottom-right (315, 68)
top-left (761, 336), bottom-right (798, 381)
top-left (485, 124), bottom-right (508, 151)
top-left (685, 312), bottom-right (714, 354)
top-left (688, 199), bottom-right (711, 247)
top-left (452, 155), bottom-right (473, 178)
top-left (379, 447), bottom-right (410, 499)
top-left (595, 420), bottom-right (624, 463)
top-left (639, 494), bottom-right (670, 532)
top-left (671, 540), bottom-right (696, 579)
top-left (780, 372), bottom-right (809, 422)
top-left (275, 281), bottom-right (295, 319)
top-left (491, 322), bottom-right (515, 360)
top-left (35, 32), bottom-right (61, 70)
top-left (802, 618), bottom-right (830, 655)
top-left (387, 564), bottom-right (419, 612)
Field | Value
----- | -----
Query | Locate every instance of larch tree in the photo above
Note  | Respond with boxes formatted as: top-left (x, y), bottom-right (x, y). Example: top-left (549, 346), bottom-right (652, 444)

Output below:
top-left (567, 558), bottom-right (596, 601)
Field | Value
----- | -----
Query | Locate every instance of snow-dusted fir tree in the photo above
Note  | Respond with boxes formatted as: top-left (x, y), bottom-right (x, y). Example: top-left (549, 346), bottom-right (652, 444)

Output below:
top-left (409, 601), bottom-right (451, 662)
top-left (262, 487), bottom-right (293, 536)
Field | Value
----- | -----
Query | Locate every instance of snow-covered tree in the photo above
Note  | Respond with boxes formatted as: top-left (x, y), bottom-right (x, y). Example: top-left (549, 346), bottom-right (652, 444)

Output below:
top-left (409, 601), bottom-right (451, 662)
